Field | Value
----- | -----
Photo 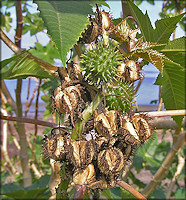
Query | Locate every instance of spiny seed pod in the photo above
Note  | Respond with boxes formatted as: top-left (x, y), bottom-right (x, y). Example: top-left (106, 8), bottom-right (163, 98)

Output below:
top-left (131, 114), bottom-right (152, 143)
top-left (118, 60), bottom-right (141, 82)
top-left (72, 164), bottom-right (96, 186)
top-left (66, 140), bottom-right (95, 168)
top-left (53, 85), bottom-right (82, 115)
top-left (97, 147), bottom-right (124, 175)
top-left (42, 134), bottom-right (69, 161)
top-left (94, 110), bottom-right (119, 138)
top-left (80, 44), bottom-right (122, 85)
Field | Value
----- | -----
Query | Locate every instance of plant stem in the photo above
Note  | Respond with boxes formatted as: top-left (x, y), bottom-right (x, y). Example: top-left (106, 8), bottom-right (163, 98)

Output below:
top-left (32, 79), bottom-right (42, 161)
top-left (71, 92), bottom-right (103, 139)
top-left (0, 80), bottom-right (17, 114)
top-left (0, 30), bottom-right (21, 54)
top-left (16, 79), bottom-right (32, 187)
top-left (142, 109), bottom-right (186, 117)
top-left (141, 131), bottom-right (186, 197)
top-left (117, 179), bottom-right (147, 200)
top-left (0, 115), bottom-right (59, 128)
top-left (14, 0), bottom-right (32, 187)
top-left (166, 147), bottom-right (185, 199)
top-left (1, 109), bottom-right (185, 130)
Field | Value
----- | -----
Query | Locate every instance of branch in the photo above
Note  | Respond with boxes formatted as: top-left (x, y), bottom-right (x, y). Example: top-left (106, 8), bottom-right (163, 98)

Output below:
top-left (166, 147), bottom-right (185, 199)
top-left (117, 179), bottom-right (147, 200)
top-left (0, 30), bottom-right (21, 54)
top-left (14, 0), bottom-right (24, 47)
top-left (143, 109), bottom-right (186, 117)
top-left (32, 79), bottom-right (42, 161)
top-left (1, 109), bottom-right (185, 130)
top-left (0, 115), bottom-right (59, 128)
top-left (0, 81), bottom-right (17, 114)
top-left (141, 131), bottom-right (186, 197)
top-left (14, 0), bottom-right (32, 187)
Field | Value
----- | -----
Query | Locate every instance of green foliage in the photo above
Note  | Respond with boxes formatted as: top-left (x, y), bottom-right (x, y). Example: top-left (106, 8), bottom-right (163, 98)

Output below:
top-left (35, 0), bottom-right (93, 66)
top-left (102, 187), bottom-right (134, 199)
top-left (157, 36), bottom-right (186, 67)
top-left (23, 12), bottom-right (45, 36)
top-left (127, 1), bottom-right (185, 43)
top-left (155, 60), bottom-right (185, 128)
top-left (80, 44), bottom-right (122, 85)
top-left (1, 51), bottom-right (54, 80)
top-left (1, 175), bottom-right (50, 200)
top-left (29, 41), bottom-right (60, 64)
top-left (0, 11), bottom-right (12, 32)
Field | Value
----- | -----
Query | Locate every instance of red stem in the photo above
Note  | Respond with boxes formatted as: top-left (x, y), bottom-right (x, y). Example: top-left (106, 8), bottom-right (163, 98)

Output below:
top-left (117, 180), bottom-right (147, 200)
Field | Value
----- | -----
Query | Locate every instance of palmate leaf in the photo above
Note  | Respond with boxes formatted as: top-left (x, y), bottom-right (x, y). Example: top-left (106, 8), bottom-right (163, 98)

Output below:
top-left (156, 36), bottom-right (186, 67)
top-left (34, 1), bottom-right (93, 66)
top-left (127, 1), bottom-right (184, 43)
top-left (1, 51), bottom-right (56, 80)
top-left (155, 60), bottom-right (185, 128)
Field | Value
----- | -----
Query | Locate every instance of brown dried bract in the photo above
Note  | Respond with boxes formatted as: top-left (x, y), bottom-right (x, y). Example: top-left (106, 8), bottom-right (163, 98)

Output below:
top-left (66, 140), bottom-right (95, 169)
top-left (97, 147), bottom-right (124, 175)
top-left (117, 60), bottom-right (141, 82)
top-left (72, 164), bottom-right (96, 186)
top-left (131, 114), bottom-right (152, 143)
top-left (42, 133), bottom-right (69, 161)
top-left (94, 109), bottom-right (119, 138)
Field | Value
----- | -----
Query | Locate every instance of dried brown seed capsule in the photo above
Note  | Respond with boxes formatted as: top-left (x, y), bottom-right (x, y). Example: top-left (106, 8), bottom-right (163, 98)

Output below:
top-left (97, 147), bottom-right (124, 175)
top-left (100, 10), bottom-right (113, 31)
top-left (94, 110), bottom-right (119, 138)
top-left (67, 62), bottom-right (83, 81)
top-left (67, 140), bottom-right (95, 168)
top-left (119, 115), bottom-right (140, 146)
top-left (125, 60), bottom-right (141, 82)
top-left (118, 60), bottom-right (141, 82)
top-left (131, 114), bottom-right (152, 143)
top-left (42, 134), bottom-right (69, 161)
top-left (72, 164), bottom-right (96, 186)
top-left (53, 85), bottom-right (82, 115)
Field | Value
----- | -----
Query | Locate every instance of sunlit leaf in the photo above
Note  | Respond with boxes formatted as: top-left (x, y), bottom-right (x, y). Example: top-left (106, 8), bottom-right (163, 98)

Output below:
top-left (127, 1), bottom-right (184, 43)
top-left (156, 60), bottom-right (185, 128)
top-left (35, 0), bottom-right (93, 66)
top-left (29, 41), bottom-right (60, 64)
top-left (153, 13), bottom-right (185, 44)
top-left (157, 36), bottom-right (186, 67)
top-left (1, 51), bottom-right (56, 80)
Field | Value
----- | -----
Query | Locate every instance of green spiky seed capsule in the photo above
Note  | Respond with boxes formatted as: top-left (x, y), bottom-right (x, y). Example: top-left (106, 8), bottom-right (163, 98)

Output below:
top-left (80, 44), bottom-right (122, 85)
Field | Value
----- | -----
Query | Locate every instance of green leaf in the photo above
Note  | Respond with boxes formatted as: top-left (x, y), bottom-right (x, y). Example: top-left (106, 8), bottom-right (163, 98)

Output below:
top-left (127, 1), bottom-right (154, 42)
top-left (1, 175), bottom-right (50, 200)
top-left (35, 0), bottom-right (93, 66)
top-left (136, 133), bottom-right (160, 167)
top-left (175, 189), bottom-right (186, 199)
top-left (157, 37), bottom-right (186, 67)
top-left (29, 41), bottom-right (60, 64)
top-left (156, 60), bottom-right (185, 128)
top-left (0, 11), bottom-right (12, 32)
top-left (127, 1), bottom-right (184, 43)
top-left (1, 51), bottom-right (57, 80)
top-left (153, 13), bottom-right (185, 44)
top-left (23, 12), bottom-right (45, 36)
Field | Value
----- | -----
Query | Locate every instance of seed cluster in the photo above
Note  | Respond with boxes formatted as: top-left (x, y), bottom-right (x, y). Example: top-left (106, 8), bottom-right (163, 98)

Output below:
top-left (42, 5), bottom-right (153, 196)
top-left (42, 109), bottom-right (152, 190)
